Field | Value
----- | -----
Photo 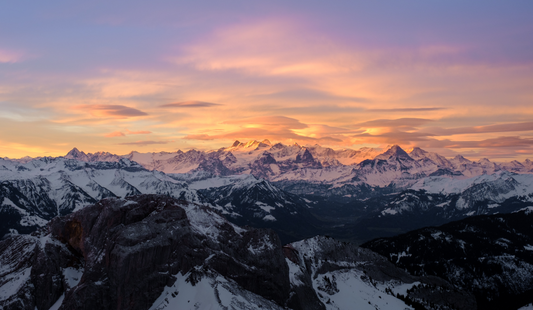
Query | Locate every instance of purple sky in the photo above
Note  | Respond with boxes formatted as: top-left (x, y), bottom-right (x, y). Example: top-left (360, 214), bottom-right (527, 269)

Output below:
top-left (1, 1), bottom-right (533, 160)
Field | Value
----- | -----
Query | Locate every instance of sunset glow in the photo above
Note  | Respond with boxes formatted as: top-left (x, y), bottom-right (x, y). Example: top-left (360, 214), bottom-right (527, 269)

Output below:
top-left (1, 1), bottom-right (533, 160)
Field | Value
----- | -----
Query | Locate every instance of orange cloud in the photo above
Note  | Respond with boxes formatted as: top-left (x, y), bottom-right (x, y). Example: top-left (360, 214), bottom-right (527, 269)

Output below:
top-left (223, 116), bottom-right (308, 130)
top-left (105, 131), bottom-right (126, 137)
top-left (179, 113), bottom-right (533, 153)
top-left (354, 118), bottom-right (433, 130)
top-left (425, 121), bottom-right (533, 136)
top-left (446, 136), bottom-right (533, 148)
top-left (167, 17), bottom-right (533, 117)
top-left (173, 19), bottom-right (361, 77)
top-left (125, 129), bottom-right (151, 135)
top-left (350, 119), bottom-right (533, 153)
top-left (105, 129), bottom-right (152, 137)
top-left (118, 140), bottom-right (171, 146)
top-left (83, 71), bottom-right (171, 98)
top-left (182, 134), bottom-right (215, 140)
top-left (182, 116), bottom-right (353, 146)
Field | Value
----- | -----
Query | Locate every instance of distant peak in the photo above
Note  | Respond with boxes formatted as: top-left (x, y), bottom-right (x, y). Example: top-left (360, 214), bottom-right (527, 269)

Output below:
top-left (375, 145), bottom-right (411, 160)
top-left (64, 147), bottom-right (90, 161)
top-left (66, 147), bottom-right (85, 156)
top-left (386, 145), bottom-right (408, 155)
top-left (453, 155), bottom-right (471, 163)
top-left (236, 139), bottom-right (273, 149)
top-left (409, 146), bottom-right (426, 153)
top-left (227, 139), bottom-right (278, 149)
top-left (408, 147), bottom-right (428, 158)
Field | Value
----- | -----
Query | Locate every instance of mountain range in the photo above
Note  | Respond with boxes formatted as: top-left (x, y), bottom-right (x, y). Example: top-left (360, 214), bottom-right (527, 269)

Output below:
top-left (58, 140), bottom-right (533, 181)
top-left (2, 140), bottom-right (533, 243)
top-left (2, 140), bottom-right (533, 309)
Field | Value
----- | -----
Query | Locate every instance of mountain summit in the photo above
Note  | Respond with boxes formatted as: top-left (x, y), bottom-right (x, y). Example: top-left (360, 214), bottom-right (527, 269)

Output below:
top-left (375, 145), bottom-right (411, 160)
top-left (65, 147), bottom-right (88, 160)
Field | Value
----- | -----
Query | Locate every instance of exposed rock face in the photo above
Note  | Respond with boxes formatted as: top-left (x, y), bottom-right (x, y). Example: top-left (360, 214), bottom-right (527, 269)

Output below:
top-left (295, 149), bottom-right (322, 168)
top-left (0, 195), bottom-right (290, 310)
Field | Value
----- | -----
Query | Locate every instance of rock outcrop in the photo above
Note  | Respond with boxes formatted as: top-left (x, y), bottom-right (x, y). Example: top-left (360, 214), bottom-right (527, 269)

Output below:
top-left (1, 195), bottom-right (290, 310)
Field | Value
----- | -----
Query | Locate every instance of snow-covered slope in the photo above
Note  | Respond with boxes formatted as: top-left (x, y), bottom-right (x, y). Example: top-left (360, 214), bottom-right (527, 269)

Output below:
top-left (0, 157), bottom-right (204, 237)
top-left (194, 174), bottom-right (321, 243)
top-left (149, 269), bottom-right (285, 310)
top-left (0, 195), bottom-right (475, 310)
top-left (284, 236), bottom-right (476, 310)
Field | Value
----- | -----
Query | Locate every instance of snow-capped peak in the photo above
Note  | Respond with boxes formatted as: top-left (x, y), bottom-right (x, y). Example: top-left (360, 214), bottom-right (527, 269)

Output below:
top-left (375, 145), bottom-right (411, 160)
top-left (452, 155), bottom-right (471, 163)
top-left (65, 147), bottom-right (88, 160)
top-left (408, 147), bottom-right (428, 159)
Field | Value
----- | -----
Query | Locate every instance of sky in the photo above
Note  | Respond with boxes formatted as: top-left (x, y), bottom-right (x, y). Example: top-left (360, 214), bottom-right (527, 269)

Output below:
top-left (1, 1), bottom-right (533, 160)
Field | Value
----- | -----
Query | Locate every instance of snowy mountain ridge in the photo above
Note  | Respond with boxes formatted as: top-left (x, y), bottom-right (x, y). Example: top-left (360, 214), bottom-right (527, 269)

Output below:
top-left (0, 156), bottom-right (205, 237)
top-left (0, 152), bottom-right (327, 243)
top-left (3, 140), bottom-right (533, 245)
top-left (53, 140), bottom-right (533, 188)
